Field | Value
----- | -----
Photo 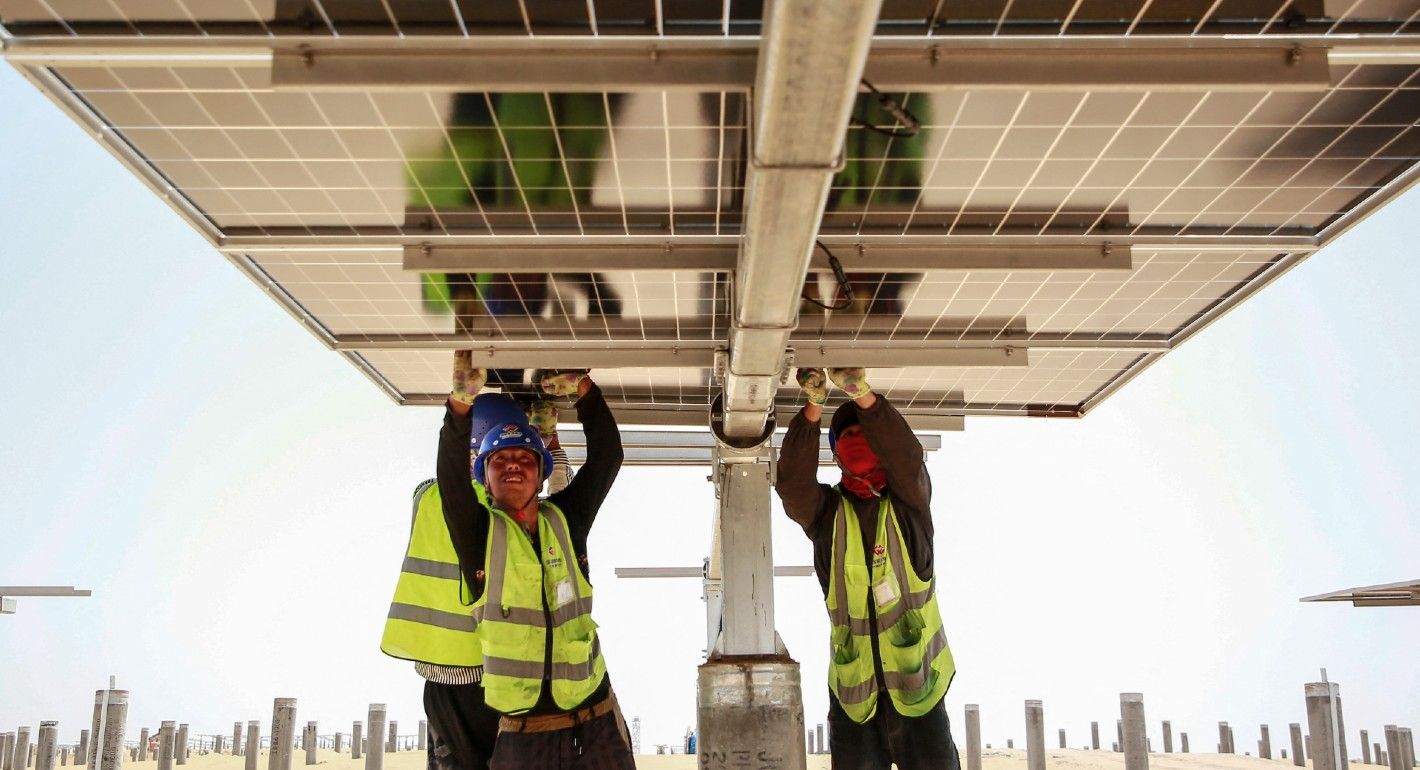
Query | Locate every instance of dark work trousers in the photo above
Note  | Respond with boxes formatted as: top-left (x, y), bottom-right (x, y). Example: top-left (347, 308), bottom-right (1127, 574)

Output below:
top-left (424, 680), bottom-right (500, 770)
top-left (828, 690), bottom-right (961, 770)
top-left (489, 710), bottom-right (635, 770)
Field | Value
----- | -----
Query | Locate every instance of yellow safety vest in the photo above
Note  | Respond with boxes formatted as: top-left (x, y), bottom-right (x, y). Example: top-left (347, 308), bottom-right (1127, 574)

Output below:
top-left (472, 501), bottom-right (605, 714)
top-left (826, 491), bottom-right (955, 723)
top-left (380, 480), bottom-right (484, 667)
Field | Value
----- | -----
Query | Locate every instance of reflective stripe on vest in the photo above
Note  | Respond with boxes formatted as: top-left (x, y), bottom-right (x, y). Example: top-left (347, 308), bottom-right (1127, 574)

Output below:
top-left (474, 501), bottom-right (606, 715)
top-left (379, 480), bottom-right (484, 667)
top-left (825, 491), bottom-right (955, 723)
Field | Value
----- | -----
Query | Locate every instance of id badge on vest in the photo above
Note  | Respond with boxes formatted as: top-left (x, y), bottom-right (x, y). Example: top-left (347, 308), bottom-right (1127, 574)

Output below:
top-left (873, 572), bottom-right (900, 607)
top-left (555, 578), bottom-right (575, 607)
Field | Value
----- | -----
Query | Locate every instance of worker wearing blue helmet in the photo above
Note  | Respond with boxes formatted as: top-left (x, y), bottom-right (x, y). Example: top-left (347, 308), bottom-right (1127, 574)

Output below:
top-left (438, 352), bottom-right (633, 769)
top-left (386, 390), bottom-right (576, 770)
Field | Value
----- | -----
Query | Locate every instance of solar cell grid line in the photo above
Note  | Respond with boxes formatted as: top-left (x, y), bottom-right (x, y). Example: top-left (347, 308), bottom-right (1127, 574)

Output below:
top-left (239, 78), bottom-right (365, 238)
top-left (948, 91), bottom-right (1030, 234)
top-left (898, 90), bottom-right (970, 236)
top-left (1270, 68), bottom-right (1420, 234)
top-left (1064, 251), bottom-right (1207, 340)
top-left (600, 91), bottom-right (632, 235)
top-left (1129, 89), bottom-right (1276, 236)
top-left (848, 89), bottom-right (921, 236)
top-left (1038, 91), bottom-right (1149, 234)
top-left (1083, 91), bottom-right (1211, 237)
top-left (991, 92), bottom-right (1090, 236)
top-left (540, 92), bottom-right (585, 235)
top-left (480, 92), bottom-right (538, 234)
top-left (1219, 67), bottom-right (1408, 236)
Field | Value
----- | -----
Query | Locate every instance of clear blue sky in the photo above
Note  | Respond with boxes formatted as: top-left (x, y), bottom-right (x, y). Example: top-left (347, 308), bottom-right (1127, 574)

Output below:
top-left (1, 62), bottom-right (1417, 753)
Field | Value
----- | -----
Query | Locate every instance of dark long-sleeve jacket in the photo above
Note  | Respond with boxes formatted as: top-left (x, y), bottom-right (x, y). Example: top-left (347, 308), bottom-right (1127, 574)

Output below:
top-left (436, 383), bottom-right (623, 713)
top-left (774, 395), bottom-right (935, 597)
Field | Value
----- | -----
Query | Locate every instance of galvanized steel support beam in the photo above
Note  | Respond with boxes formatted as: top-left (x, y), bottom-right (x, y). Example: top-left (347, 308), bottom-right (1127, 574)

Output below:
top-left (721, 0), bottom-right (883, 439)
top-left (400, 243), bottom-right (1134, 274)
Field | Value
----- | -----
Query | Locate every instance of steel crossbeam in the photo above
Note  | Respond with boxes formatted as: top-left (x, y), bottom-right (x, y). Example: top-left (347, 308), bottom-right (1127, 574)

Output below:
top-left (400, 243), bottom-right (1134, 273)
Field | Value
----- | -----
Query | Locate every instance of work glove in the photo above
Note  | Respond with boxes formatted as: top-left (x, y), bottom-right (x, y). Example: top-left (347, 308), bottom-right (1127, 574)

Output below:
top-left (827, 367), bottom-right (872, 399)
top-left (525, 400), bottom-right (558, 442)
top-left (539, 369), bottom-right (590, 398)
top-left (796, 368), bottom-right (830, 405)
top-left (450, 350), bottom-right (486, 406)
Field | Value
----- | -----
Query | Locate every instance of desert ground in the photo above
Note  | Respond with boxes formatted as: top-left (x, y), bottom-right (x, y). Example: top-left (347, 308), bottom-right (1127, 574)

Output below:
top-left (94, 744), bottom-right (1385, 770)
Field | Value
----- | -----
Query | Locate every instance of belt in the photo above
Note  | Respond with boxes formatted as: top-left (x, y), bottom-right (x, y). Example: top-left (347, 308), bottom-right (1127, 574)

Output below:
top-left (498, 694), bottom-right (616, 735)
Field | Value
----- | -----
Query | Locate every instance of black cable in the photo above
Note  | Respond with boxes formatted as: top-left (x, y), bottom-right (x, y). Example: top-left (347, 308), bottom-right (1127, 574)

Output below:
top-left (850, 79), bottom-right (921, 138)
top-left (801, 241), bottom-right (855, 311)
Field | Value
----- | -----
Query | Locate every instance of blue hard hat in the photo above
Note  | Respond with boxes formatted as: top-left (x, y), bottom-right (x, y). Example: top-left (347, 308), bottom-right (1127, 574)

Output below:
top-left (469, 393), bottom-right (531, 451)
top-left (473, 420), bottom-right (554, 487)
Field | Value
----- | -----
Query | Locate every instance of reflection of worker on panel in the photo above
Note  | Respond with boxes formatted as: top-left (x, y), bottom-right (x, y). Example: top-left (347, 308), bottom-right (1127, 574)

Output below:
top-left (437, 358), bottom-right (635, 769)
top-left (382, 393), bottom-right (574, 770)
top-left (776, 367), bottom-right (960, 770)
top-left (804, 89), bottom-right (928, 316)
top-left (409, 93), bottom-right (624, 338)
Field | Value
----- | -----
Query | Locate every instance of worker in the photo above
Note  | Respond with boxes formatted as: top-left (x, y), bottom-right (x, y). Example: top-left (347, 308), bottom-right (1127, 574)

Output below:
top-left (439, 353), bottom-right (634, 769)
top-left (775, 367), bottom-right (960, 770)
top-left (382, 392), bottom-right (575, 770)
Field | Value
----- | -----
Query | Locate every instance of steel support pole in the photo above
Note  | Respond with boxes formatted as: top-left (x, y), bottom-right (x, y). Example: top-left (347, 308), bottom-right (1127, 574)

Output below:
top-left (1090, 722), bottom-right (1099, 751)
top-left (1385, 726), bottom-right (1402, 770)
top-left (35, 724), bottom-right (56, 770)
top-left (268, 699), bottom-right (295, 770)
top-left (88, 691), bottom-right (126, 770)
top-left (350, 724), bottom-right (361, 762)
top-left (3, 734), bottom-right (11, 770)
top-left (303, 724), bottom-right (315, 766)
top-left (1402, 728), bottom-right (1414, 769)
top-left (60, 749), bottom-right (69, 767)
top-left (244, 723), bottom-right (258, 770)
top-left (1363, 731), bottom-right (1373, 764)
top-left (1117, 721), bottom-right (1124, 752)
top-left (386, 722), bottom-right (396, 754)
top-left (1026, 701), bottom-right (1046, 770)
top-left (12, 731), bottom-right (30, 770)
top-left (174, 726), bottom-right (186, 766)
top-left (815, 725), bottom-right (824, 757)
top-left (714, 453), bottom-right (776, 655)
top-left (1375, 742), bottom-right (1383, 766)
top-left (1182, 733), bottom-right (1190, 753)
top-left (1060, 730), bottom-right (1067, 750)
top-left (1220, 723), bottom-right (1233, 753)
top-left (1306, 683), bottom-right (1348, 770)
top-left (76, 733), bottom-right (88, 765)
top-left (156, 724), bottom-right (173, 770)
top-left (231, 725), bottom-right (241, 757)
top-left (1163, 721), bottom-right (1173, 753)
top-left (364, 708), bottom-right (384, 770)
top-left (1292, 724), bottom-right (1306, 766)
top-left (1262, 725), bottom-right (1273, 759)
top-left (965, 707), bottom-right (982, 770)
top-left (417, 722), bottom-right (425, 752)
top-left (333, 735), bottom-right (342, 755)
top-left (1121, 694), bottom-right (1148, 770)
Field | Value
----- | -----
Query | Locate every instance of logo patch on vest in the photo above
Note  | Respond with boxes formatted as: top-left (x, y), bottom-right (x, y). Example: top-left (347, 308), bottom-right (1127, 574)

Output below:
top-left (873, 544), bottom-right (885, 556)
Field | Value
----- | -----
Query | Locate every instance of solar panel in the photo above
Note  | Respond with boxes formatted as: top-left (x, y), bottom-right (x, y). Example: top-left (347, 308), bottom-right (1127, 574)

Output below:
top-left (4, 0), bottom-right (1417, 428)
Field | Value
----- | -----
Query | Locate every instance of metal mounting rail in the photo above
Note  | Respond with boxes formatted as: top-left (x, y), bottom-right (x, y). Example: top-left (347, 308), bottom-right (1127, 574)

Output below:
top-left (720, 0), bottom-right (883, 439)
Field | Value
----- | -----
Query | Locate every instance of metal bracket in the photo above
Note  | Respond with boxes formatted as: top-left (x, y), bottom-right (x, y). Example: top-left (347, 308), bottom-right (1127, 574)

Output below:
top-left (778, 349), bottom-right (797, 384)
top-left (713, 348), bottom-right (728, 385)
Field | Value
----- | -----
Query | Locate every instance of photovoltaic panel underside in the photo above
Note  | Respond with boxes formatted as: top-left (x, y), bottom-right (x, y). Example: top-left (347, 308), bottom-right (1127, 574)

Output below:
top-left (3, 0), bottom-right (1417, 428)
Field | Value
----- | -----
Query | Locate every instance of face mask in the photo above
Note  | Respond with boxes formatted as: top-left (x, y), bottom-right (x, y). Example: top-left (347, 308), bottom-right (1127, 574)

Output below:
top-left (835, 432), bottom-right (886, 498)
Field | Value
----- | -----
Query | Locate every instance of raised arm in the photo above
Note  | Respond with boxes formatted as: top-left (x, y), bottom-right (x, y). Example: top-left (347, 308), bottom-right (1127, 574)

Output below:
top-left (543, 372), bottom-right (622, 537)
top-left (774, 368), bottom-right (834, 535)
top-left (437, 352), bottom-right (491, 587)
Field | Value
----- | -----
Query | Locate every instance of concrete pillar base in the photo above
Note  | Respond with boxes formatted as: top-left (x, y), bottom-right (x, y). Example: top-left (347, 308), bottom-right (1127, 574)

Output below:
top-left (696, 658), bottom-right (806, 770)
